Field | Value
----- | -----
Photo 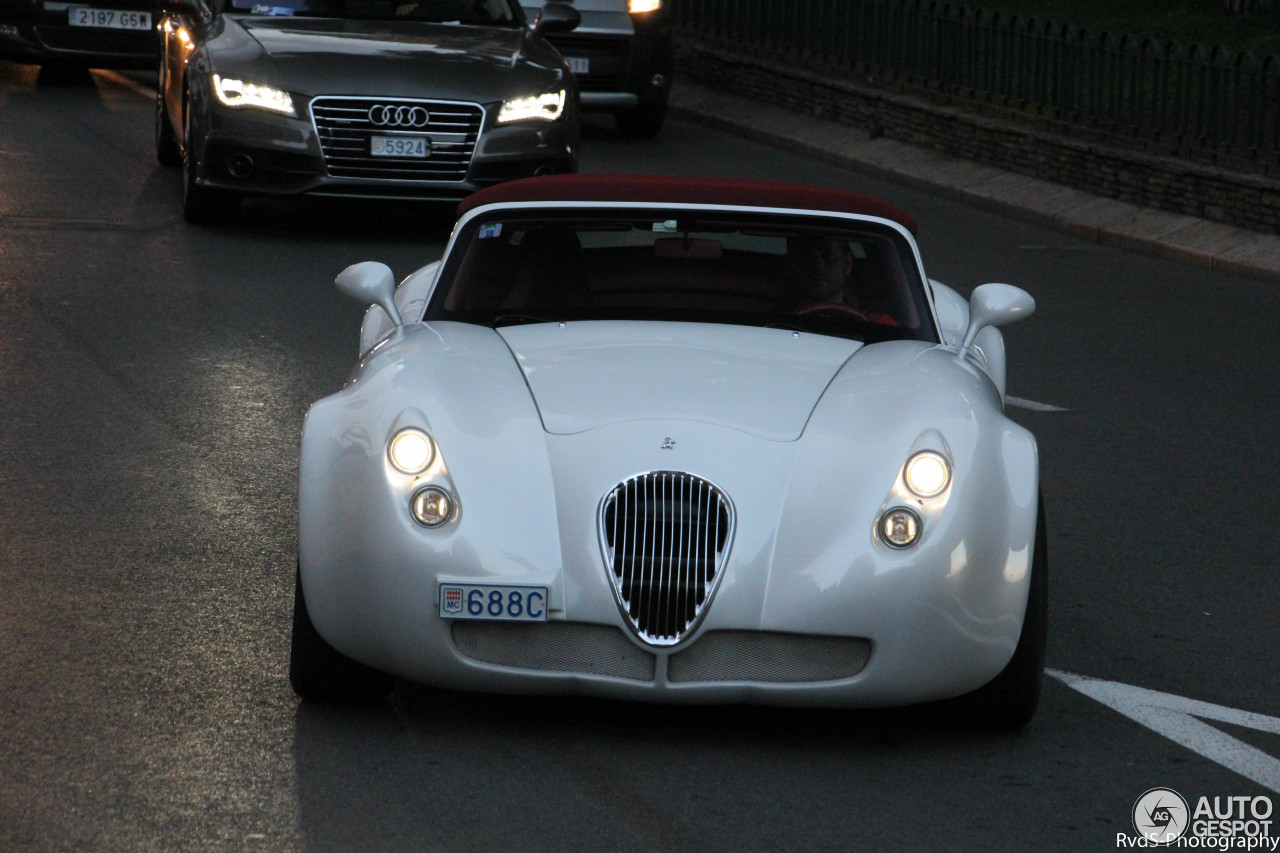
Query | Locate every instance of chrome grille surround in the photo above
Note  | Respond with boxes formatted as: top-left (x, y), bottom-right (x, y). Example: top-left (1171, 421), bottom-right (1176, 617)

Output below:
top-left (309, 96), bottom-right (484, 182)
top-left (598, 472), bottom-right (734, 647)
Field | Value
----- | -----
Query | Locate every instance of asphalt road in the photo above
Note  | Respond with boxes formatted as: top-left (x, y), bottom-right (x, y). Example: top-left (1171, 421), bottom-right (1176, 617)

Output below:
top-left (1, 63), bottom-right (1277, 852)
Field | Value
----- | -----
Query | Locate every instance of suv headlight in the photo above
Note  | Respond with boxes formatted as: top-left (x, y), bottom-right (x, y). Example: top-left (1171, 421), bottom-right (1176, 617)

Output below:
top-left (212, 74), bottom-right (296, 116)
top-left (497, 90), bottom-right (566, 123)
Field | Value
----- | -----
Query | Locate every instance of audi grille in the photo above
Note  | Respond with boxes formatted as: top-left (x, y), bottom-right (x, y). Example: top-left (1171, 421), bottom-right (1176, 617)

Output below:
top-left (311, 96), bottom-right (483, 182)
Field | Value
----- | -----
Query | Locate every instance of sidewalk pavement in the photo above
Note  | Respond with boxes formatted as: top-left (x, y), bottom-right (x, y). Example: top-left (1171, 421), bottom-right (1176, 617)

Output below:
top-left (671, 78), bottom-right (1280, 284)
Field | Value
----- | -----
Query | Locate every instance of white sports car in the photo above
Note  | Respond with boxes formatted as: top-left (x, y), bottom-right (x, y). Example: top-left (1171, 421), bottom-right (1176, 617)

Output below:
top-left (292, 174), bottom-right (1046, 729)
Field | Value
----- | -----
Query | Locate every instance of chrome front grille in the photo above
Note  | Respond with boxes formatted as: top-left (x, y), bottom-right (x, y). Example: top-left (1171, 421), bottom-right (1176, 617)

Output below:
top-left (599, 472), bottom-right (733, 646)
top-left (310, 97), bottom-right (483, 182)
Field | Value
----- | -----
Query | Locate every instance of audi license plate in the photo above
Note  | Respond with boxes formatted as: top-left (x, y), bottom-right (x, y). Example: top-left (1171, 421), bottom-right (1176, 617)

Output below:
top-left (67, 7), bottom-right (151, 29)
top-left (370, 136), bottom-right (429, 158)
top-left (566, 57), bottom-right (590, 74)
top-left (439, 583), bottom-right (549, 622)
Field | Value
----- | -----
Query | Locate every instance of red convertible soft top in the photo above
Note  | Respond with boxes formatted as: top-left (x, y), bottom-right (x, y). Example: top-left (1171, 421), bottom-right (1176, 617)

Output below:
top-left (457, 174), bottom-right (918, 234)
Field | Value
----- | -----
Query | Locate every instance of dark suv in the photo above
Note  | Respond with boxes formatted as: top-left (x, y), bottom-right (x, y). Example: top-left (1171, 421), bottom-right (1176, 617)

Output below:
top-left (523, 0), bottom-right (672, 137)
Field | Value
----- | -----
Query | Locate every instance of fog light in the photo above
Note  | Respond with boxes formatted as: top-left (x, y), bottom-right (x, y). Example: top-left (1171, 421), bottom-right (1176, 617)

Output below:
top-left (389, 428), bottom-right (434, 474)
top-left (878, 508), bottom-right (921, 548)
top-left (411, 486), bottom-right (453, 527)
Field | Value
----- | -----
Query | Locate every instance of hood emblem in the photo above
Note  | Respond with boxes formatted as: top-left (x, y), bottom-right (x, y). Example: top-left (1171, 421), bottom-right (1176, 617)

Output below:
top-left (661, 437), bottom-right (676, 449)
top-left (368, 104), bottom-right (430, 128)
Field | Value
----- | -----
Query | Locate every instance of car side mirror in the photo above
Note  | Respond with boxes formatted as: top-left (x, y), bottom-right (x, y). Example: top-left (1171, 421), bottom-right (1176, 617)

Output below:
top-left (533, 2), bottom-right (580, 34)
top-left (336, 261), bottom-right (402, 328)
top-left (961, 283), bottom-right (1034, 349)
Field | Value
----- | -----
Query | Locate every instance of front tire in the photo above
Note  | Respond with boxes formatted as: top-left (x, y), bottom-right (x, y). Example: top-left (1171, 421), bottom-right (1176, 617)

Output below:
top-left (156, 86), bottom-right (181, 167)
top-left (946, 494), bottom-right (1048, 731)
top-left (290, 567), bottom-right (394, 703)
top-left (181, 96), bottom-right (240, 225)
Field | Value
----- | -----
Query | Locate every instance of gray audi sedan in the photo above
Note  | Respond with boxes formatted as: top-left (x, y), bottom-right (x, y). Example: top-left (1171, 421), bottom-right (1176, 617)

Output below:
top-left (156, 0), bottom-right (581, 224)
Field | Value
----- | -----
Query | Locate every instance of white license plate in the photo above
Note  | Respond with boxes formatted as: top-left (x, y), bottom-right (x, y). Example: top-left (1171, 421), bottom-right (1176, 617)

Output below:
top-left (439, 583), bottom-right (548, 622)
top-left (370, 136), bottom-right (429, 158)
top-left (67, 7), bottom-right (151, 29)
top-left (566, 56), bottom-right (589, 74)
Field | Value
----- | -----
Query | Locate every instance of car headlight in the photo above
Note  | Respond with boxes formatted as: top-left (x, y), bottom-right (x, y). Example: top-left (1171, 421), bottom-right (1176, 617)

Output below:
top-left (497, 90), bottom-right (566, 123)
top-left (388, 428), bottom-right (435, 474)
top-left (628, 0), bottom-right (661, 11)
top-left (212, 74), bottom-right (296, 116)
top-left (904, 451), bottom-right (950, 498)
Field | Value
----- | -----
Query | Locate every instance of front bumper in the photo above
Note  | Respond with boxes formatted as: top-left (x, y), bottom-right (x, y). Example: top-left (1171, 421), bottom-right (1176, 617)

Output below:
top-left (300, 411), bottom-right (1038, 709)
top-left (189, 93), bottom-right (578, 202)
top-left (0, 17), bottom-right (157, 68)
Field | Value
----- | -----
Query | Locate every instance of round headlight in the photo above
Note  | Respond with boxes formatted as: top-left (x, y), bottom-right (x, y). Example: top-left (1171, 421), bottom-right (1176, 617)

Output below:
top-left (389, 428), bottom-right (434, 474)
top-left (410, 486), bottom-right (453, 527)
top-left (904, 451), bottom-right (950, 498)
top-left (878, 507), bottom-right (922, 548)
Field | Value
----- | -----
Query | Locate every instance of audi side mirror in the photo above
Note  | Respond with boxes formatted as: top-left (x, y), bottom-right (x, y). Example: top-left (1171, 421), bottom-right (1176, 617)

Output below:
top-left (533, 2), bottom-right (580, 35)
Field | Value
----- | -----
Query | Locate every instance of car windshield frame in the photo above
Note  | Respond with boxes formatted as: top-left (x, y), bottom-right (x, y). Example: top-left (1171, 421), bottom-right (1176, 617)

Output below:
top-left (425, 205), bottom-right (940, 345)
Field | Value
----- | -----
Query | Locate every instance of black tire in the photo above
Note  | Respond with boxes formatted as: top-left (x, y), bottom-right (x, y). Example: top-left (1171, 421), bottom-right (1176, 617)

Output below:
top-left (614, 96), bottom-right (667, 138)
top-left (181, 96), bottom-right (240, 225)
top-left (155, 83), bottom-right (181, 167)
top-left (945, 494), bottom-right (1048, 731)
top-left (289, 566), bottom-right (394, 703)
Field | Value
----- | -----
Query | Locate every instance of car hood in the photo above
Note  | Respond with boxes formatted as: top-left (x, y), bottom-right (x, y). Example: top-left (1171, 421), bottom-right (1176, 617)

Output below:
top-left (496, 321), bottom-right (862, 441)
top-left (209, 17), bottom-right (563, 101)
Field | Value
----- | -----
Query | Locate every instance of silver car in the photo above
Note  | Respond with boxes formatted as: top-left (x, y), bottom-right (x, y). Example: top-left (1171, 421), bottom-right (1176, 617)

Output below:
top-left (156, 0), bottom-right (582, 224)
top-left (521, 0), bottom-right (672, 137)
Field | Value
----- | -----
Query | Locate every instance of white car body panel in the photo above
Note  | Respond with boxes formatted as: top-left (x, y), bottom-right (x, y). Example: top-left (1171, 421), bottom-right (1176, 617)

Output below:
top-left (499, 322), bottom-right (859, 439)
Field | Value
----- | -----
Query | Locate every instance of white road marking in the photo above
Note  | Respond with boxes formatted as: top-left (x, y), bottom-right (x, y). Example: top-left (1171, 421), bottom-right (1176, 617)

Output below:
top-left (1007, 396), bottom-right (1069, 412)
top-left (1051, 670), bottom-right (1280, 794)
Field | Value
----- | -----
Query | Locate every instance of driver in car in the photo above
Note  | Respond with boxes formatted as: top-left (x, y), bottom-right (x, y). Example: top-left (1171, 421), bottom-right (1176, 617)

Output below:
top-left (782, 236), bottom-right (897, 326)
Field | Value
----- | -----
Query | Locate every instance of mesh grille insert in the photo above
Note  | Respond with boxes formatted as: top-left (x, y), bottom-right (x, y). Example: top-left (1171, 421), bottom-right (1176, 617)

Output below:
top-left (452, 621), bottom-right (655, 682)
top-left (668, 631), bottom-right (872, 684)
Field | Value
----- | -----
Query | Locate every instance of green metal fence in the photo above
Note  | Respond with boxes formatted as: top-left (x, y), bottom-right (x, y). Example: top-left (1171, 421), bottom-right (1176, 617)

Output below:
top-left (673, 0), bottom-right (1280, 168)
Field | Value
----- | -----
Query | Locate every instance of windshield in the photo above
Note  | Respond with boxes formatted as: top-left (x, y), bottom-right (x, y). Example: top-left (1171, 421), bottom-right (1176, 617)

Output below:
top-left (226, 0), bottom-right (521, 24)
top-left (425, 209), bottom-right (938, 344)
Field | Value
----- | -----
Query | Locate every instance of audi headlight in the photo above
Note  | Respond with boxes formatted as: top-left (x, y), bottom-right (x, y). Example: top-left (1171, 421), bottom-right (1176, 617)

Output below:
top-left (388, 428), bottom-right (435, 475)
top-left (497, 90), bottom-right (566, 123)
top-left (904, 451), bottom-right (951, 498)
top-left (212, 75), bottom-right (296, 116)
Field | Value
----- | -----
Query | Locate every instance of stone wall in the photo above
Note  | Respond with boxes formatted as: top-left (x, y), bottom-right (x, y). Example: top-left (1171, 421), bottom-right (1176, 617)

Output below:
top-left (675, 38), bottom-right (1280, 236)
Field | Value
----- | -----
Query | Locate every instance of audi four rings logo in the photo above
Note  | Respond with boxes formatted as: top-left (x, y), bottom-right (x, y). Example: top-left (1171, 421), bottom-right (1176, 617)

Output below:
top-left (368, 105), bottom-right (431, 127)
